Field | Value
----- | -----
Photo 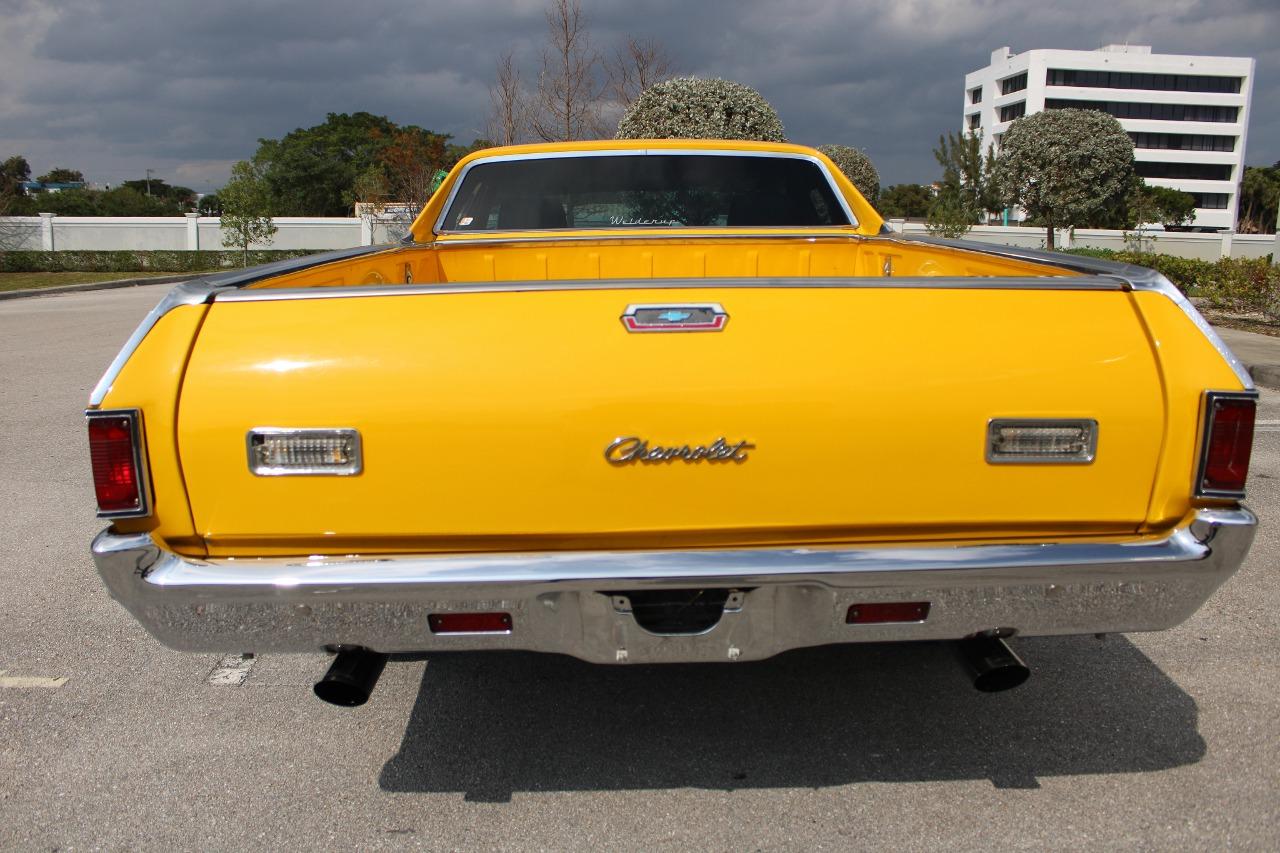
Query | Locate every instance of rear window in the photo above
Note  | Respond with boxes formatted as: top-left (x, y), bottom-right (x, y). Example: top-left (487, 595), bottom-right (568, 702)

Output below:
top-left (439, 154), bottom-right (851, 231)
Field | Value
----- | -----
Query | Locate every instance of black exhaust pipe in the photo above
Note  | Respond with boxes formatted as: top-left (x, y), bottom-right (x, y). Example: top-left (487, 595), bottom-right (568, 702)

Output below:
top-left (314, 648), bottom-right (388, 707)
top-left (958, 634), bottom-right (1030, 693)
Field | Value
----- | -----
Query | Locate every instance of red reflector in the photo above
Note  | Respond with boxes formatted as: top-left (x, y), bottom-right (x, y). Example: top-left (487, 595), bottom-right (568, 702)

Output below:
top-left (1201, 396), bottom-right (1255, 496)
top-left (428, 612), bottom-right (513, 634)
top-left (846, 602), bottom-right (930, 624)
top-left (88, 414), bottom-right (141, 513)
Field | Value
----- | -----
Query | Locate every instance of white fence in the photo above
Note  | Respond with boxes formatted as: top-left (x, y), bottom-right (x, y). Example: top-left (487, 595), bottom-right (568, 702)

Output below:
top-left (1, 214), bottom-right (1276, 260)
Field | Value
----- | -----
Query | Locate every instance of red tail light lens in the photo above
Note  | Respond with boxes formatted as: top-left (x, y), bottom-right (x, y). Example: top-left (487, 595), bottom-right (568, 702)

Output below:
top-left (1196, 392), bottom-right (1256, 498)
top-left (428, 612), bottom-right (513, 634)
top-left (846, 601), bottom-right (930, 624)
top-left (87, 410), bottom-right (148, 516)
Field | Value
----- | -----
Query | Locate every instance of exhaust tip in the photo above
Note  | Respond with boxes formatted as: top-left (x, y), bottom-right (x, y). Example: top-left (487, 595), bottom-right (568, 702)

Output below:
top-left (959, 633), bottom-right (1030, 693)
top-left (313, 648), bottom-right (388, 707)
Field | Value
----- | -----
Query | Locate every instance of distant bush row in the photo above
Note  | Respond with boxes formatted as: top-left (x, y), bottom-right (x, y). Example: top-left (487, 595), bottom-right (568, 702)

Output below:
top-left (0, 249), bottom-right (325, 273)
top-left (1064, 248), bottom-right (1280, 319)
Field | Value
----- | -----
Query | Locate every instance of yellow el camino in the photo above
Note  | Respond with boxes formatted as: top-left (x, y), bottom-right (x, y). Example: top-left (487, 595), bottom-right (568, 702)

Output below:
top-left (87, 139), bottom-right (1257, 705)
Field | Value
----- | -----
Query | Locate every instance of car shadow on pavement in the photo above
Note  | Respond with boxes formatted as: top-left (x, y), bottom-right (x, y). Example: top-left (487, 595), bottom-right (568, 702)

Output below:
top-left (379, 635), bottom-right (1203, 801)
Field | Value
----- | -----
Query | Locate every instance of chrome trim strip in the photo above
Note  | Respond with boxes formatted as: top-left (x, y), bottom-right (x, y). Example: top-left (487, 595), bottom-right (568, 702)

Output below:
top-left (894, 233), bottom-right (1256, 390)
top-left (432, 149), bottom-right (859, 234)
top-left (1193, 390), bottom-right (1259, 499)
top-left (85, 408), bottom-right (153, 518)
top-left (416, 231), bottom-right (868, 247)
top-left (246, 427), bottom-right (363, 476)
top-left (211, 275), bottom-right (1128, 304)
top-left (986, 418), bottom-right (1098, 465)
top-left (103, 510), bottom-right (1249, 589)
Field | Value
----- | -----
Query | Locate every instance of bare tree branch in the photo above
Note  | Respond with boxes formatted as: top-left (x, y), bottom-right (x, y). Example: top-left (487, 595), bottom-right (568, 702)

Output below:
top-left (531, 0), bottom-right (604, 142)
top-left (486, 50), bottom-right (528, 146)
top-left (605, 36), bottom-right (676, 108)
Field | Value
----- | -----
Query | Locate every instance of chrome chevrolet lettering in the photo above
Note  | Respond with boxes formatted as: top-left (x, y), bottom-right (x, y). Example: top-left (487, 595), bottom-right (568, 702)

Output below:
top-left (605, 436), bottom-right (754, 465)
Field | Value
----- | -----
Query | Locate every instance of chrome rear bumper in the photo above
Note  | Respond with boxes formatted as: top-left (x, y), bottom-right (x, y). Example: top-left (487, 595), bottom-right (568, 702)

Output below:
top-left (92, 508), bottom-right (1255, 663)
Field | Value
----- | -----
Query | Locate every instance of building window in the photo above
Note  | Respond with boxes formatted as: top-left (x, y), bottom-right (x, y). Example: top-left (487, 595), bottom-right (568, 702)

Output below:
top-left (1188, 192), bottom-right (1229, 209)
top-left (969, 86), bottom-right (982, 104)
top-left (1000, 72), bottom-right (1028, 95)
top-left (1134, 161), bottom-right (1233, 181)
top-left (967, 112), bottom-right (981, 130)
top-left (1129, 132), bottom-right (1236, 152)
top-left (999, 102), bottom-right (1026, 123)
top-left (1046, 68), bottom-right (1243, 94)
top-left (1045, 99), bottom-right (1239, 123)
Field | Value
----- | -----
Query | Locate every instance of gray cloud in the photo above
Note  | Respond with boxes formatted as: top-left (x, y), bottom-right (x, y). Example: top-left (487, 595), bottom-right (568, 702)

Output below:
top-left (0, 0), bottom-right (1274, 192)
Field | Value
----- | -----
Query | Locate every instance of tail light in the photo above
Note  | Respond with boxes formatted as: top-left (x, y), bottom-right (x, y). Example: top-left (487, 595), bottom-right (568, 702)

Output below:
top-left (847, 601), bottom-right (931, 624)
top-left (428, 612), bottom-right (513, 634)
top-left (1195, 391), bottom-right (1257, 499)
top-left (86, 409), bottom-right (150, 517)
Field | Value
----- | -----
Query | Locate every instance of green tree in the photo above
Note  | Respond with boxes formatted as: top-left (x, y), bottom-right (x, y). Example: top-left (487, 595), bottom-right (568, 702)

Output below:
top-left (877, 184), bottom-right (933, 219)
top-left (817, 145), bottom-right (879, 202)
top-left (99, 186), bottom-right (173, 216)
top-left (925, 192), bottom-right (977, 239)
top-left (994, 109), bottom-right (1135, 249)
top-left (928, 131), bottom-right (999, 235)
top-left (219, 160), bottom-right (277, 265)
top-left (37, 188), bottom-right (101, 215)
top-left (1237, 163), bottom-right (1279, 234)
top-left (1, 155), bottom-right (31, 197)
top-left (36, 167), bottom-right (83, 183)
top-left (1132, 183), bottom-right (1197, 229)
top-left (616, 77), bottom-right (786, 142)
top-left (121, 178), bottom-right (196, 212)
top-left (197, 193), bottom-right (222, 215)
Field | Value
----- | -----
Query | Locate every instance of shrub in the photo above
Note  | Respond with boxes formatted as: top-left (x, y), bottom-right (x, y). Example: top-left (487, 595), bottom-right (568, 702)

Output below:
top-left (616, 77), bottom-right (786, 142)
top-left (817, 145), bottom-right (879, 202)
top-left (0, 249), bottom-right (323, 273)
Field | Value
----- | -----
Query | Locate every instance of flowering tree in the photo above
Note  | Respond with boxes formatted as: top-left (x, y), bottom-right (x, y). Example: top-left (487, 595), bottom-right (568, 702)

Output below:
top-left (616, 77), bottom-right (785, 142)
top-left (817, 145), bottom-right (879, 202)
top-left (994, 108), bottom-right (1135, 249)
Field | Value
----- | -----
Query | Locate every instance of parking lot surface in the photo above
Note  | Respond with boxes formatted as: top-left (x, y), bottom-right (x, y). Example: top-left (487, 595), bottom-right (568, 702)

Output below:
top-left (1, 285), bottom-right (1278, 850)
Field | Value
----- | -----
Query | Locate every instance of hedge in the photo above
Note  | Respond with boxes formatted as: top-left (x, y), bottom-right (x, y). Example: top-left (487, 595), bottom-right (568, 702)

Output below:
top-left (1063, 248), bottom-right (1280, 320)
top-left (0, 249), bottom-right (324, 273)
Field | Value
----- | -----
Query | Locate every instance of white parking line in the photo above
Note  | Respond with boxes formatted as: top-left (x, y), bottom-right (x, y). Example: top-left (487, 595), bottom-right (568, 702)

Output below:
top-left (0, 670), bottom-right (67, 689)
top-left (206, 653), bottom-right (256, 686)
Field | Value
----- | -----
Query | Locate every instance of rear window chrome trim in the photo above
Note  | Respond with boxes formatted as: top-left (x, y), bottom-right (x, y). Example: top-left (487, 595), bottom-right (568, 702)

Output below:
top-left (432, 149), bottom-right (860, 235)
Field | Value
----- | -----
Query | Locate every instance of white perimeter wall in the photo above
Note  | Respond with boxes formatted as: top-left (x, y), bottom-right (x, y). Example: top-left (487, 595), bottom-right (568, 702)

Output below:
top-left (1, 214), bottom-right (1276, 261)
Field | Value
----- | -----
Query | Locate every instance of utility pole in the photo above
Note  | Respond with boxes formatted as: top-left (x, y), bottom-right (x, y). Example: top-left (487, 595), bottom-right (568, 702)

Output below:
top-left (145, 169), bottom-right (154, 197)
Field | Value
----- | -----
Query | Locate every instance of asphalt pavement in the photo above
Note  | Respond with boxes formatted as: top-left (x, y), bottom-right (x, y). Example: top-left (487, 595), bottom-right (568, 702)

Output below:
top-left (1, 283), bottom-right (1277, 851)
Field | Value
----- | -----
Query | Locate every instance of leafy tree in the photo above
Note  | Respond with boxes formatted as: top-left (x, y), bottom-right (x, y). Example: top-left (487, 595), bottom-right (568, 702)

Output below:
top-left (219, 160), bottom-right (277, 265)
top-left (37, 188), bottom-right (104, 215)
top-left (925, 192), bottom-right (977, 239)
top-left (121, 178), bottom-right (196, 212)
top-left (253, 112), bottom-right (401, 216)
top-left (197, 193), bottom-right (222, 215)
top-left (617, 76), bottom-right (786, 142)
top-left (1, 155), bottom-right (31, 202)
top-left (818, 145), bottom-right (879, 202)
top-left (1237, 163), bottom-right (1279, 234)
top-left (877, 184), bottom-right (933, 219)
top-left (1132, 183), bottom-right (1196, 229)
top-left (36, 167), bottom-right (83, 184)
top-left (99, 186), bottom-right (173, 216)
top-left (933, 131), bottom-right (999, 222)
top-left (994, 108), bottom-right (1135, 249)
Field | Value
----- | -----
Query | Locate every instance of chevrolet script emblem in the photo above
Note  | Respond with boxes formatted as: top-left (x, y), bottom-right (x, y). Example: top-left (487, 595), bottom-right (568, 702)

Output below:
top-left (605, 436), bottom-right (754, 465)
top-left (621, 303), bottom-right (728, 332)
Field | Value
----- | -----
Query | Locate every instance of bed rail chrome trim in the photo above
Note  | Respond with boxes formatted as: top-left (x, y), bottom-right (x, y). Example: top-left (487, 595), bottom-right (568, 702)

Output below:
top-left (210, 275), bottom-right (1128, 303)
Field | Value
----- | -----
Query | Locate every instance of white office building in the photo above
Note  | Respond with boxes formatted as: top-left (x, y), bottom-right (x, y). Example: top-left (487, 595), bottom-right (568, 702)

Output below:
top-left (963, 45), bottom-right (1254, 230)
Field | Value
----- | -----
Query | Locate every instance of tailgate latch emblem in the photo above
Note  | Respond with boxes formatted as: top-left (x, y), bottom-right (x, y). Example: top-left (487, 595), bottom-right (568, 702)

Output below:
top-left (621, 303), bottom-right (728, 333)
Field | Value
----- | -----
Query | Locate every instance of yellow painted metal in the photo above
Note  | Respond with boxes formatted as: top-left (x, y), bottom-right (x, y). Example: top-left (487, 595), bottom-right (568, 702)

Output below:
top-left (178, 285), bottom-right (1170, 555)
top-left (96, 305), bottom-right (207, 553)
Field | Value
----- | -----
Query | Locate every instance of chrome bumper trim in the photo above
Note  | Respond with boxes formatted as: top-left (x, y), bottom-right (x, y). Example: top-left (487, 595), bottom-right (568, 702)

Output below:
top-left (93, 508), bottom-right (1256, 662)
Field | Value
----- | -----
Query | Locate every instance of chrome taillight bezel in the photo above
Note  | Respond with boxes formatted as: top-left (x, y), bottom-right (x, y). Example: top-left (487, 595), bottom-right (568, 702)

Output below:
top-left (86, 408), bottom-right (153, 518)
top-left (1193, 390), bottom-right (1258, 500)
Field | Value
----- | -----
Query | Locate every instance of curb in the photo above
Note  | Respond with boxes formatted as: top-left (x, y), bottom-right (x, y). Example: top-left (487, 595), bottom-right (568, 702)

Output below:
top-left (1246, 364), bottom-right (1280, 392)
top-left (0, 274), bottom-right (200, 302)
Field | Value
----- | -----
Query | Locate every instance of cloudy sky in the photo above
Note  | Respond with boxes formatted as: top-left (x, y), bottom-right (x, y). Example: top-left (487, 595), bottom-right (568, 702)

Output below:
top-left (0, 0), bottom-right (1275, 192)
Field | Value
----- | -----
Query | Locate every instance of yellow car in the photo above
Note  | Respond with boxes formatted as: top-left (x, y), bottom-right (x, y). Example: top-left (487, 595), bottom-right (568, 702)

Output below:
top-left (88, 139), bottom-right (1257, 705)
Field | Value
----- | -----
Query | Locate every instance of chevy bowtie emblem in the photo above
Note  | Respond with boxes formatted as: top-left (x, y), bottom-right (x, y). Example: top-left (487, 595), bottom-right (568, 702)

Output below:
top-left (621, 303), bottom-right (728, 332)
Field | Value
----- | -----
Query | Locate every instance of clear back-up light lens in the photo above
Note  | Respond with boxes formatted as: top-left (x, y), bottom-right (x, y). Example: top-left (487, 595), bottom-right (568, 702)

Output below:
top-left (987, 419), bottom-right (1097, 464)
top-left (247, 429), bottom-right (362, 476)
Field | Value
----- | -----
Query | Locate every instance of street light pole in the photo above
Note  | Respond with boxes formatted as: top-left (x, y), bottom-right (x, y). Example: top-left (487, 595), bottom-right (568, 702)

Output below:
top-left (145, 169), bottom-right (154, 197)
